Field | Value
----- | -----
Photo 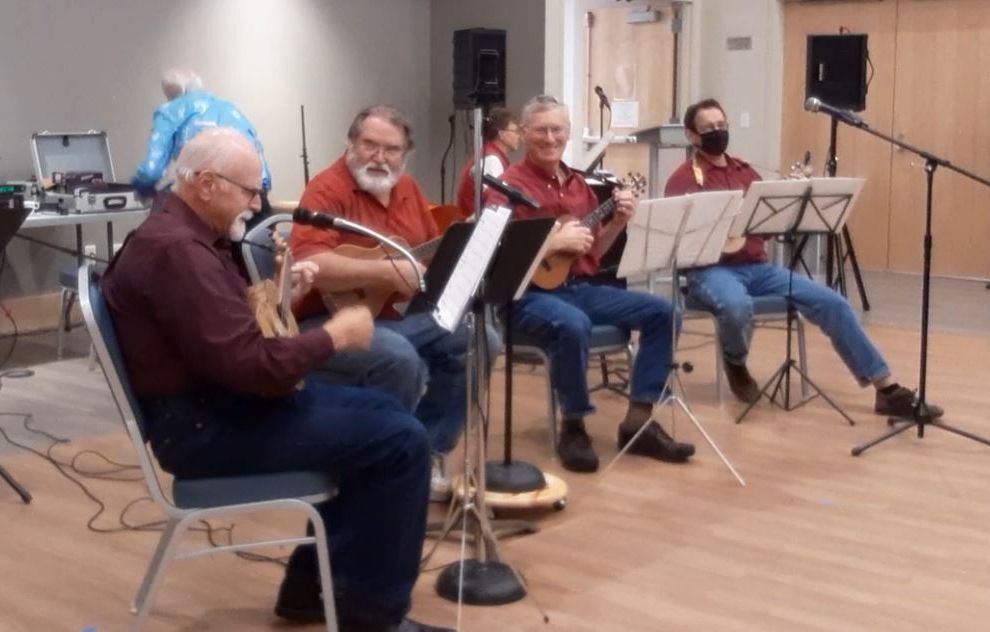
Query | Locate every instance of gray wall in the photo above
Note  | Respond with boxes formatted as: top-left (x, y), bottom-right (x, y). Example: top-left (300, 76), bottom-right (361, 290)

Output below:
top-left (0, 0), bottom-right (433, 298)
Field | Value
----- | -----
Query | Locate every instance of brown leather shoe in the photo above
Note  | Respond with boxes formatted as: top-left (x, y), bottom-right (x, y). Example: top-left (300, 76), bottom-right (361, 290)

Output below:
top-left (875, 386), bottom-right (944, 420)
top-left (724, 360), bottom-right (760, 403)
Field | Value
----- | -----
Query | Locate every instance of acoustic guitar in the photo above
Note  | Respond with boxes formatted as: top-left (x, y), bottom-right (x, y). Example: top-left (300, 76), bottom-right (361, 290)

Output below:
top-left (529, 173), bottom-right (646, 290)
top-left (322, 234), bottom-right (445, 317)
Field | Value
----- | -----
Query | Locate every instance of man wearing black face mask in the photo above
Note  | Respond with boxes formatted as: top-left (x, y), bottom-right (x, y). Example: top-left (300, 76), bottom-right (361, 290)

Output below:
top-left (665, 98), bottom-right (942, 421)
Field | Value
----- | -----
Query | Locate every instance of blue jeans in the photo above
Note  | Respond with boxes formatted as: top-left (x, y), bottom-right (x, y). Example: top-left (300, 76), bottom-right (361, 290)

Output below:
top-left (304, 312), bottom-right (499, 455)
top-left (686, 262), bottom-right (890, 385)
top-left (509, 281), bottom-right (676, 417)
top-left (141, 383), bottom-right (430, 624)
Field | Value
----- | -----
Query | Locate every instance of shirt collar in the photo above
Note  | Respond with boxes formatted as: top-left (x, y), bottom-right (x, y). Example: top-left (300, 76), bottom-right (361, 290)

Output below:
top-left (521, 154), bottom-right (578, 185)
top-left (163, 192), bottom-right (229, 249)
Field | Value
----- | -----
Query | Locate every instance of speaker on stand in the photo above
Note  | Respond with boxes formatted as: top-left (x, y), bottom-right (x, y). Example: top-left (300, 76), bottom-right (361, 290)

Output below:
top-left (805, 33), bottom-right (872, 311)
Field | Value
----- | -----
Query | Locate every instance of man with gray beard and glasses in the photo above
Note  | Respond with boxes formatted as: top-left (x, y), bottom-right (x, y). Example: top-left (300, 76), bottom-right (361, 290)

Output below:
top-left (290, 105), bottom-right (496, 503)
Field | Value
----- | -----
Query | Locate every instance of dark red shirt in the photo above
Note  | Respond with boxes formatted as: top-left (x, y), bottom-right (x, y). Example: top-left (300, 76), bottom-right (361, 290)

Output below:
top-left (290, 156), bottom-right (438, 319)
top-left (102, 192), bottom-right (335, 399)
top-left (497, 156), bottom-right (603, 277)
top-left (456, 141), bottom-right (510, 215)
top-left (665, 153), bottom-right (767, 265)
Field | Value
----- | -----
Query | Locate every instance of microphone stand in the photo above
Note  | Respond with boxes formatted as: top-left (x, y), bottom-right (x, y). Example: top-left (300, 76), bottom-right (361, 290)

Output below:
top-left (299, 105), bottom-right (310, 185)
top-left (324, 217), bottom-right (425, 293)
top-left (842, 117), bottom-right (990, 455)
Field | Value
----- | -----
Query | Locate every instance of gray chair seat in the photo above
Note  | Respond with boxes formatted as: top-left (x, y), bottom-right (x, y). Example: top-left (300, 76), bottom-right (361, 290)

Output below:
top-left (173, 470), bottom-right (338, 509)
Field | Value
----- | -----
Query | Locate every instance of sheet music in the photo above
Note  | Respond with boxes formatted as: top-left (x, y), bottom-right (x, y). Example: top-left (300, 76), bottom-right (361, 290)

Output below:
top-left (432, 205), bottom-right (511, 332)
top-left (678, 190), bottom-right (742, 268)
top-left (617, 195), bottom-right (692, 278)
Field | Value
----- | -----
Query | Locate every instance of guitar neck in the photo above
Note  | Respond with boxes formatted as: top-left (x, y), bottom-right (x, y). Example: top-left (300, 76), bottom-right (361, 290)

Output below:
top-left (579, 197), bottom-right (617, 229)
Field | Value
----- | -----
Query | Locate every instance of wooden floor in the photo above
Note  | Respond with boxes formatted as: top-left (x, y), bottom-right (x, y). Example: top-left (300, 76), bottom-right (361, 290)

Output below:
top-left (2, 315), bottom-right (990, 631)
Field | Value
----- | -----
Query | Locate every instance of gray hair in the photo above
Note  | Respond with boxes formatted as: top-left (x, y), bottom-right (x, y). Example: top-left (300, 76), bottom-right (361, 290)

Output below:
top-left (347, 105), bottom-right (415, 152)
top-left (173, 127), bottom-right (256, 190)
top-left (161, 68), bottom-right (203, 100)
top-left (520, 95), bottom-right (569, 128)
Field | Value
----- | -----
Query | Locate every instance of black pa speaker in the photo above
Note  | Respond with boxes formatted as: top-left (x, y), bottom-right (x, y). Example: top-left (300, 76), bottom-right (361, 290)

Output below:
top-left (806, 34), bottom-right (868, 112)
top-left (453, 28), bottom-right (506, 110)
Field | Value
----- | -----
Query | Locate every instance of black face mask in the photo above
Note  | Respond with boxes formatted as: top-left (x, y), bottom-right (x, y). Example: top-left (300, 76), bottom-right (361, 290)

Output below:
top-left (698, 129), bottom-right (730, 156)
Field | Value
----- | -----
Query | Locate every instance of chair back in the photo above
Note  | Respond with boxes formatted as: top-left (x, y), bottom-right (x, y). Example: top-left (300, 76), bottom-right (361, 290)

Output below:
top-left (78, 263), bottom-right (174, 510)
top-left (241, 213), bottom-right (293, 284)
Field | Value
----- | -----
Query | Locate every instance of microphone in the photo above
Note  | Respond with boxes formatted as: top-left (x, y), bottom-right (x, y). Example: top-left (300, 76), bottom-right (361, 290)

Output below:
top-left (291, 208), bottom-right (425, 291)
top-left (292, 207), bottom-right (359, 232)
top-left (594, 85), bottom-right (611, 110)
top-left (804, 97), bottom-right (864, 127)
top-left (481, 173), bottom-right (541, 209)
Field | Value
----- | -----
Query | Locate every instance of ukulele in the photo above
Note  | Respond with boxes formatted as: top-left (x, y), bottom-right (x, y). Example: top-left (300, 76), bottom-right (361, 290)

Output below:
top-left (721, 153), bottom-right (813, 254)
top-left (529, 173), bottom-right (647, 290)
top-left (248, 233), bottom-right (300, 338)
top-left (322, 233), bottom-right (446, 317)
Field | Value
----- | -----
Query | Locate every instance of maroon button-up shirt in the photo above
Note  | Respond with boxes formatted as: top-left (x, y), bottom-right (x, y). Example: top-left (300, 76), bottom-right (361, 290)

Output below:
top-left (665, 153), bottom-right (767, 265)
top-left (497, 156), bottom-right (603, 277)
top-left (102, 192), bottom-right (335, 399)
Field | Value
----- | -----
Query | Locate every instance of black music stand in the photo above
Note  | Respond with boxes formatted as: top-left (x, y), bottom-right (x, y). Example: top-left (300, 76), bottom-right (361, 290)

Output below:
top-left (416, 206), bottom-right (556, 606)
top-left (731, 177), bottom-right (863, 426)
top-left (0, 201), bottom-right (34, 503)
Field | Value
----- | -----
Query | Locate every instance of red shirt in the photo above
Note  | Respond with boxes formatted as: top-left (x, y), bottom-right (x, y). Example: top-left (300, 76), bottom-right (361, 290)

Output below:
top-left (665, 153), bottom-right (767, 265)
top-left (456, 141), bottom-right (510, 215)
top-left (290, 156), bottom-right (439, 319)
top-left (102, 192), bottom-right (335, 399)
top-left (497, 156), bottom-right (603, 277)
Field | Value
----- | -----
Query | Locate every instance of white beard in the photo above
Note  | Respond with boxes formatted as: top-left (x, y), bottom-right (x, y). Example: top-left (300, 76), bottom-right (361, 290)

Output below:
top-left (347, 154), bottom-right (403, 197)
top-left (228, 210), bottom-right (253, 242)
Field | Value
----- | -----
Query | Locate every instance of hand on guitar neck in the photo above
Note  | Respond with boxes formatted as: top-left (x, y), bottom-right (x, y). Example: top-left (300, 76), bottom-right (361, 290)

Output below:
top-left (722, 154), bottom-right (813, 255)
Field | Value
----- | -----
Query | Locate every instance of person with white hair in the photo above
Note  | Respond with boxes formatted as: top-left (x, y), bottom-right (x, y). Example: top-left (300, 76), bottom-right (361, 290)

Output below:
top-left (105, 127), bottom-right (452, 632)
top-left (131, 68), bottom-right (271, 199)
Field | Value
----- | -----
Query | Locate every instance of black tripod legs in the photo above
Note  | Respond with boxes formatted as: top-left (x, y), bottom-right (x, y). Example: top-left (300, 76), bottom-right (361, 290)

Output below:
top-left (735, 359), bottom-right (856, 426)
top-left (0, 462), bottom-right (31, 503)
top-left (852, 417), bottom-right (990, 456)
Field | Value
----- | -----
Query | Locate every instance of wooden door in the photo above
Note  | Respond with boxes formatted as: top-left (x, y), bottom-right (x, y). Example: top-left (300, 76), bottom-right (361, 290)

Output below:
top-left (888, 0), bottom-right (990, 276)
top-left (781, 1), bottom-right (898, 271)
top-left (586, 6), bottom-right (675, 185)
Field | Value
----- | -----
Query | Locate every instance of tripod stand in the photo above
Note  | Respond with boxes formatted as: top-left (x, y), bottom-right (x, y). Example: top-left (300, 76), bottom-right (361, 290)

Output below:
top-left (849, 143), bottom-right (990, 454)
top-left (0, 462), bottom-right (31, 503)
top-left (731, 178), bottom-right (862, 426)
top-left (603, 191), bottom-right (745, 486)
top-left (823, 116), bottom-right (871, 311)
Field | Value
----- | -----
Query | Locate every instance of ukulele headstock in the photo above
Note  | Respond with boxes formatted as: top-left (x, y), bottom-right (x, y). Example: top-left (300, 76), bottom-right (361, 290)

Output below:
top-left (619, 172), bottom-right (648, 198)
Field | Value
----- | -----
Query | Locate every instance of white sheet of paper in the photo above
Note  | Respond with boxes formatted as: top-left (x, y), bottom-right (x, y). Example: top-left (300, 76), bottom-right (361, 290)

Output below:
top-left (611, 100), bottom-right (639, 129)
top-left (618, 191), bottom-right (741, 277)
top-left (432, 205), bottom-right (511, 332)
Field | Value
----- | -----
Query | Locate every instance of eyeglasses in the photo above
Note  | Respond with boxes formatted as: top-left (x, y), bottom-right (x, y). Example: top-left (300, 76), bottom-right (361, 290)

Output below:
top-left (524, 125), bottom-right (569, 138)
top-left (356, 138), bottom-right (406, 160)
top-left (199, 171), bottom-right (263, 199)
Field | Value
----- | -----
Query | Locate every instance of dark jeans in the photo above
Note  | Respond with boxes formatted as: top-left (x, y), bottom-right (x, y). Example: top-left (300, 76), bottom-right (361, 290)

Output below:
top-left (141, 382), bottom-right (430, 624)
top-left (509, 281), bottom-right (677, 417)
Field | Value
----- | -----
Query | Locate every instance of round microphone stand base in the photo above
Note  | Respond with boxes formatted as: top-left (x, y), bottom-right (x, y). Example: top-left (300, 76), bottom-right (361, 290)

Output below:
top-left (469, 471), bottom-right (568, 511)
top-left (485, 460), bottom-right (545, 493)
top-left (436, 558), bottom-right (526, 606)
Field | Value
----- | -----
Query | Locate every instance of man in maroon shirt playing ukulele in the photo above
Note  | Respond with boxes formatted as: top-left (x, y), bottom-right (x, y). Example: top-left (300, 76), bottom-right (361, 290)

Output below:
top-left (103, 127), bottom-right (452, 632)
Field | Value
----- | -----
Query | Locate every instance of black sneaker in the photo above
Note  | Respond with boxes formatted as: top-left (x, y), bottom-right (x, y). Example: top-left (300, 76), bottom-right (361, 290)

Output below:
top-left (875, 386), bottom-right (944, 420)
top-left (556, 422), bottom-right (600, 473)
top-left (724, 360), bottom-right (760, 403)
top-left (617, 422), bottom-right (695, 463)
top-left (274, 573), bottom-right (324, 623)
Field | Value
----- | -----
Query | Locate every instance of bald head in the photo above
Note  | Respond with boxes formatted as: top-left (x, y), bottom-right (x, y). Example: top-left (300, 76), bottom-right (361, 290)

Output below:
top-left (173, 127), bottom-right (262, 238)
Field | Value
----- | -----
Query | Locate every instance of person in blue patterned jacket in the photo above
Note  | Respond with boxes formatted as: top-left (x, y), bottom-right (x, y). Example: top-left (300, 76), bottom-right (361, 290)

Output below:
top-left (132, 68), bottom-right (271, 199)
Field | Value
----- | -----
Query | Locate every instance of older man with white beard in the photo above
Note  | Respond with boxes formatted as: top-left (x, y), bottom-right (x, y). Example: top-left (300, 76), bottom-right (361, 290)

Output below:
top-left (290, 105), bottom-right (483, 501)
